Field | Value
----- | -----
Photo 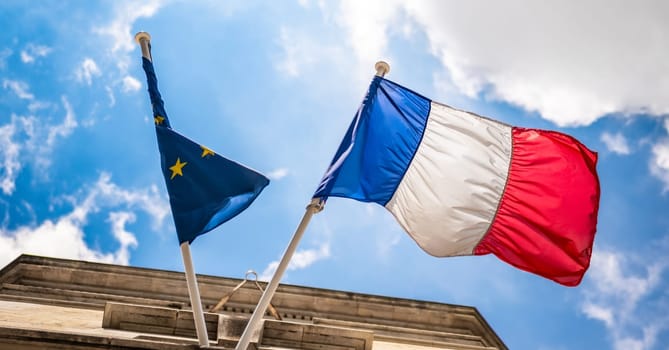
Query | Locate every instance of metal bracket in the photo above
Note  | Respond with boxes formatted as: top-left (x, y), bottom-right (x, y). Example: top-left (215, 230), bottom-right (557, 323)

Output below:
top-left (209, 270), bottom-right (281, 320)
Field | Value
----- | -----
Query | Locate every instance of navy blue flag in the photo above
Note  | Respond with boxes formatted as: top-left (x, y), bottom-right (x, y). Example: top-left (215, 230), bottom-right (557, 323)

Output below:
top-left (141, 57), bottom-right (269, 244)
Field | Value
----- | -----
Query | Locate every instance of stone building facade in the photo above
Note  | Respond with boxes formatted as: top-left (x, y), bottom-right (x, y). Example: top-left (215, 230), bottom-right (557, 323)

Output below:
top-left (0, 255), bottom-right (506, 349)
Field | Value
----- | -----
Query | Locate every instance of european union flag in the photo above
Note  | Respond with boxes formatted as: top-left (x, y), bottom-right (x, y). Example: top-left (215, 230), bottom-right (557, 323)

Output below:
top-left (141, 57), bottom-right (269, 244)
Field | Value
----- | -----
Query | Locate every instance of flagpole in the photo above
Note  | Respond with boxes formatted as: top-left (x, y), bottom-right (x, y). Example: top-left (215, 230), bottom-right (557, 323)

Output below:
top-left (234, 198), bottom-right (323, 350)
top-left (234, 60), bottom-right (389, 350)
top-left (135, 31), bottom-right (152, 61)
top-left (180, 242), bottom-right (211, 347)
top-left (135, 31), bottom-right (209, 347)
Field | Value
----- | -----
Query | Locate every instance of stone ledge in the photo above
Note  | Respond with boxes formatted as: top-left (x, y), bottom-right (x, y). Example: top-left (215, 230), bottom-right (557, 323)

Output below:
top-left (102, 302), bottom-right (218, 341)
top-left (260, 319), bottom-right (374, 350)
top-left (102, 303), bottom-right (378, 350)
top-left (1, 282), bottom-right (184, 310)
top-left (313, 317), bottom-right (487, 347)
top-left (0, 326), bottom-right (215, 349)
top-left (0, 255), bottom-right (507, 350)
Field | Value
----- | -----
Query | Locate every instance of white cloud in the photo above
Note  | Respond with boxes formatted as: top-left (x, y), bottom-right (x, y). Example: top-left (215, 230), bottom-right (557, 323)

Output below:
top-left (274, 26), bottom-right (347, 78)
top-left (19, 52), bottom-right (32, 64)
top-left (94, 0), bottom-right (164, 74)
top-left (267, 167), bottom-right (289, 180)
top-left (121, 75), bottom-right (141, 93)
top-left (275, 27), bottom-right (303, 77)
top-left (107, 211), bottom-right (139, 265)
top-left (289, 243), bottom-right (330, 269)
top-left (580, 246), bottom-right (669, 350)
top-left (82, 0), bottom-right (163, 99)
top-left (27, 101), bottom-right (51, 112)
top-left (333, 1), bottom-right (669, 126)
top-left (22, 97), bottom-right (79, 171)
top-left (0, 97), bottom-right (79, 193)
top-left (75, 58), bottom-right (101, 85)
top-left (0, 119), bottom-right (21, 195)
top-left (650, 121), bottom-right (669, 192)
top-left (3, 79), bottom-right (35, 100)
top-left (92, 173), bottom-right (170, 229)
top-left (0, 172), bottom-right (168, 268)
top-left (0, 115), bottom-right (40, 195)
top-left (96, 0), bottom-right (163, 54)
top-left (46, 96), bottom-right (78, 148)
top-left (335, 0), bottom-right (400, 66)
top-left (106, 86), bottom-right (116, 107)
top-left (376, 231), bottom-right (401, 259)
top-left (582, 303), bottom-right (614, 328)
top-left (0, 215), bottom-right (122, 268)
top-left (651, 142), bottom-right (669, 192)
top-left (260, 242), bottom-right (330, 281)
top-left (0, 48), bottom-right (11, 69)
top-left (18, 200), bottom-right (37, 225)
top-left (601, 132), bottom-right (631, 155)
top-left (20, 44), bottom-right (52, 64)
top-left (274, 1), bottom-right (397, 83)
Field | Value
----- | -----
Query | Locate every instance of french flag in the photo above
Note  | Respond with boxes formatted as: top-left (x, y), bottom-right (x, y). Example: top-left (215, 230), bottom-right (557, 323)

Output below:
top-left (314, 76), bottom-right (600, 286)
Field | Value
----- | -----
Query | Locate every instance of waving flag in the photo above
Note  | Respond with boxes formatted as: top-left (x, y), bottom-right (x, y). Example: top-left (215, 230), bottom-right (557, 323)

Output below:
top-left (314, 76), bottom-right (600, 286)
top-left (142, 57), bottom-right (269, 244)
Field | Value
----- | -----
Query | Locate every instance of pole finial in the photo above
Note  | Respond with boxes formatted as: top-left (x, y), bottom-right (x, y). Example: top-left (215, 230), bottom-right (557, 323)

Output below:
top-left (375, 61), bottom-right (390, 77)
top-left (134, 32), bottom-right (152, 61)
top-left (134, 31), bottom-right (151, 44)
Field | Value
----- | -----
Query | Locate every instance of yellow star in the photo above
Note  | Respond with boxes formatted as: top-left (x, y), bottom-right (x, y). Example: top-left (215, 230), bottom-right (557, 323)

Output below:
top-left (200, 145), bottom-right (215, 158)
top-left (169, 157), bottom-right (187, 180)
top-left (154, 115), bottom-right (165, 125)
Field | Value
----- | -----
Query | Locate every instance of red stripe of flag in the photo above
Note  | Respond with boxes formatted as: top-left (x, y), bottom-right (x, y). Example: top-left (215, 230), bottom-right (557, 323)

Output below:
top-left (474, 127), bottom-right (600, 286)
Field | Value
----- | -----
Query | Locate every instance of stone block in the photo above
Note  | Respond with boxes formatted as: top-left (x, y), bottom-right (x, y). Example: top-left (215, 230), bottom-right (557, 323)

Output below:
top-left (102, 302), bottom-right (178, 332)
top-left (174, 309), bottom-right (219, 340)
top-left (261, 320), bottom-right (373, 350)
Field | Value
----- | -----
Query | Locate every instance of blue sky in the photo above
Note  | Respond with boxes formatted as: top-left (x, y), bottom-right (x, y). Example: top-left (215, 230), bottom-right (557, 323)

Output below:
top-left (1, 1), bottom-right (669, 349)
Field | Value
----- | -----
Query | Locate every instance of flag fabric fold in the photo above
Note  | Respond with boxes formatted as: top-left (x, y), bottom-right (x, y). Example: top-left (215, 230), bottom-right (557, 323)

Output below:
top-left (142, 57), bottom-right (269, 244)
top-left (314, 76), bottom-right (600, 286)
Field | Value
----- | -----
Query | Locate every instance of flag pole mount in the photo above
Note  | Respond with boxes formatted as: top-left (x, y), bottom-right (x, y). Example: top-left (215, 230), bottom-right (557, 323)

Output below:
top-left (375, 61), bottom-right (390, 77)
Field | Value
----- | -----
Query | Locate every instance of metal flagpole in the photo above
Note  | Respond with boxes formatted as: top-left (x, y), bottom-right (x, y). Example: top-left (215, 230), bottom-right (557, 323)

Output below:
top-left (234, 60), bottom-right (390, 350)
top-left (180, 242), bottom-right (211, 347)
top-left (234, 198), bottom-right (323, 350)
top-left (135, 32), bottom-right (210, 347)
